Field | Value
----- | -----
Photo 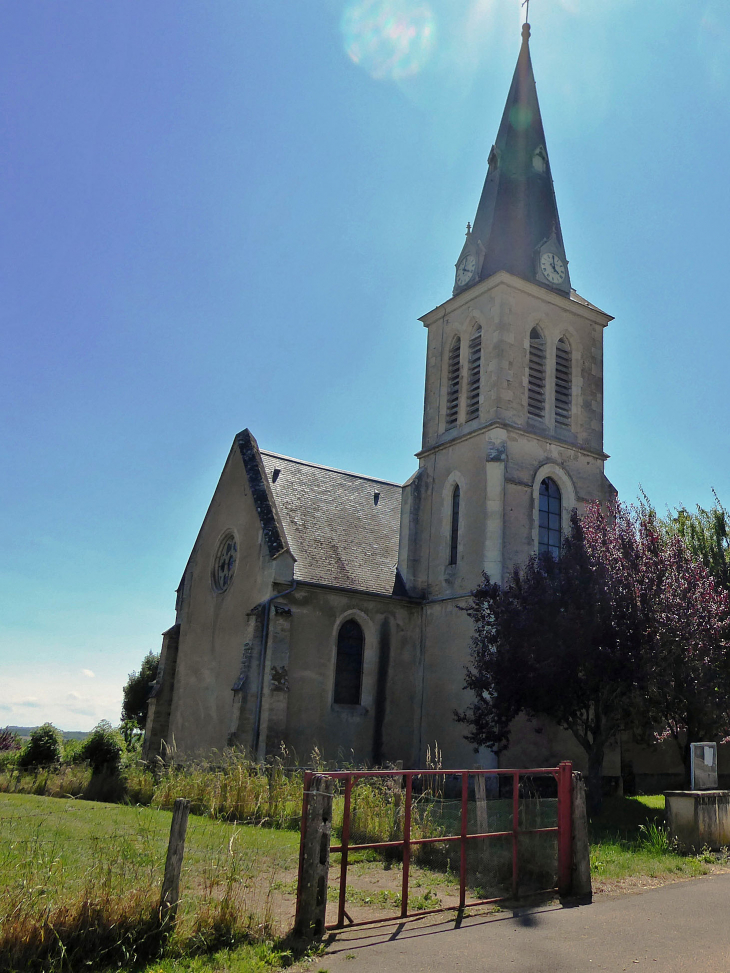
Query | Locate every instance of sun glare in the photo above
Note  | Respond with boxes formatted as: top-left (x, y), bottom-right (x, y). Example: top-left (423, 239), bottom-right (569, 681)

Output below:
top-left (341, 0), bottom-right (436, 81)
top-left (700, 2), bottom-right (730, 85)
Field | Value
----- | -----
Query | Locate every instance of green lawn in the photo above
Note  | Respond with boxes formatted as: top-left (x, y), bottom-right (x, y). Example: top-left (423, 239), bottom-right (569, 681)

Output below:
top-left (0, 792), bottom-right (299, 912)
top-left (588, 794), bottom-right (726, 888)
top-left (2, 789), bottom-right (726, 972)
top-left (0, 793), bottom-right (301, 972)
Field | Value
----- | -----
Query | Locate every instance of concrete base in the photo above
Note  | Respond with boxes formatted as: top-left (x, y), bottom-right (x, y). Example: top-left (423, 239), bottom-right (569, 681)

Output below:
top-left (665, 790), bottom-right (730, 852)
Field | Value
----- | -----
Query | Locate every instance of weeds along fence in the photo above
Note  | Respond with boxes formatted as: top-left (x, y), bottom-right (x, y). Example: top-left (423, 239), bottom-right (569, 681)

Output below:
top-left (0, 752), bottom-right (305, 829)
top-left (327, 769), bottom-right (564, 888)
top-left (1, 746), bottom-right (558, 874)
top-left (0, 798), bottom-right (289, 973)
top-left (0, 749), bottom-right (454, 848)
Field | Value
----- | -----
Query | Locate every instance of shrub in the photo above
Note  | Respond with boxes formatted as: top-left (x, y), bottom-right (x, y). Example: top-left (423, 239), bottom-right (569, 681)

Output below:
top-left (76, 721), bottom-right (124, 773)
top-left (0, 751), bottom-right (19, 772)
top-left (0, 728), bottom-right (20, 752)
top-left (18, 724), bottom-right (63, 768)
top-left (62, 738), bottom-right (83, 763)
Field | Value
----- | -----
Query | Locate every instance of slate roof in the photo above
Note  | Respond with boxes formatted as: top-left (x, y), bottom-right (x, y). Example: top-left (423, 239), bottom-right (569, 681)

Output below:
top-left (259, 450), bottom-right (403, 597)
top-left (570, 289), bottom-right (611, 318)
top-left (468, 24), bottom-right (570, 295)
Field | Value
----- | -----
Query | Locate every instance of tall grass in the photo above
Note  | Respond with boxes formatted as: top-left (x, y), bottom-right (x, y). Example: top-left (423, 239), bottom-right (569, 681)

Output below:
top-left (146, 753), bottom-right (303, 828)
top-left (0, 750), bottom-right (561, 900)
top-left (0, 749), bottom-right (304, 830)
top-left (0, 797), bottom-right (290, 972)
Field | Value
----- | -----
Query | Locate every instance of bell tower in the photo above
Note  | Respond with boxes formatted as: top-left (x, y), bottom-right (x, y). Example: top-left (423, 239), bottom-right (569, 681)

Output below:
top-left (398, 21), bottom-right (615, 601)
top-left (397, 20), bottom-right (616, 765)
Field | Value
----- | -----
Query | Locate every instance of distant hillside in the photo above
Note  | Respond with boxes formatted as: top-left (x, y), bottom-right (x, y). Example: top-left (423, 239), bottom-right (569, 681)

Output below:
top-left (6, 726), bottom-right (91, 743)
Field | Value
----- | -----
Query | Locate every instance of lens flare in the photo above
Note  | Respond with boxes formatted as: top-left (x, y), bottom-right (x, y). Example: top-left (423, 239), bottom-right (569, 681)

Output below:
top-left (341, 0), bottom-right (436, 81)
top-left (700, 3), bottom-right (730, 85)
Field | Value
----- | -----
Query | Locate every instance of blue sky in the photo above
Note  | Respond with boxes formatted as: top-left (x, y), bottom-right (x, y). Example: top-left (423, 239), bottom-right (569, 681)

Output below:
top-left (2, 0), bottom-right (730, 729)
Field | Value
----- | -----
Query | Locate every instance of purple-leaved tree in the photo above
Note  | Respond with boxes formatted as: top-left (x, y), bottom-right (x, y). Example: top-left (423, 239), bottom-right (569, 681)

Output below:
top-left (457, 502), bottom-right (730, 808)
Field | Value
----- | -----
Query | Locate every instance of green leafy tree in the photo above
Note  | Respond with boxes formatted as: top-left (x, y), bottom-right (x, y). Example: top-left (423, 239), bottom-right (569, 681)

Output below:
top-left (119, 718), bottom-right (143, 750)
top-left (76, 721), bottom-right (124, 772)
top-left (121, 652), bottom-right (159, 731)
top-left (18, 723), bottom-right (63, 767)
top-left (653, 492), bottom-right (730, 592)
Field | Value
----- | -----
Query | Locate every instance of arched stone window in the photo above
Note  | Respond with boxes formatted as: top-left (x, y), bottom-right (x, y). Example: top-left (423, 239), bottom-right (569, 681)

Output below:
top-left (333, 619), bottom-right (364, 705)
top-left (555, 336), bottom-right (572, 428)
top-left (449, 484), bottom-right (460, 565)
top-left (445, 336), bottom-right (461, 429)
top-left (465, 325), bottom-right (482, 422)
top-left (528, 327), bottom-right (546, 419)
top-left (538, 477), bottom-right (562, 558)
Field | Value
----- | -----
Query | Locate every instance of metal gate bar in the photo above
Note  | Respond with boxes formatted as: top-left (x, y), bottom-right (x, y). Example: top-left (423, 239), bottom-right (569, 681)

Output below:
top-left (296, 762), bottom-right (573, 930)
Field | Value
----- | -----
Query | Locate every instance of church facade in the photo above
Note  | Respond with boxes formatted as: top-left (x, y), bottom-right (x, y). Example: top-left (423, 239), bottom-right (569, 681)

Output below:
top-left (144, 25), bottom-right (622, 776)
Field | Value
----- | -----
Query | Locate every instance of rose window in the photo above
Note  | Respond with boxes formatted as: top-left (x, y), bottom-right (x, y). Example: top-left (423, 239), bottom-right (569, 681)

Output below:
top-left (212, 533), bottom-right (237, 592)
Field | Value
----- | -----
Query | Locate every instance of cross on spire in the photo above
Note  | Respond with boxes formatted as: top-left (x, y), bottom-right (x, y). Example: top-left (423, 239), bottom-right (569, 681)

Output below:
top-left (522, 0), bottom-right (530, 24)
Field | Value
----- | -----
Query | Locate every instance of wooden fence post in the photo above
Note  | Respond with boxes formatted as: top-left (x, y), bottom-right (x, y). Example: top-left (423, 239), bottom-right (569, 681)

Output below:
top-left (160, 798), bottom-right (190, 923)
top-left (571, 772), bottom-right (592, 903)
top-left (474, 771), bottom-right (489, 835)
top-left (391, 760), bottom-right (403, 840)
top-left (294, 775), bottom-right (334, 939)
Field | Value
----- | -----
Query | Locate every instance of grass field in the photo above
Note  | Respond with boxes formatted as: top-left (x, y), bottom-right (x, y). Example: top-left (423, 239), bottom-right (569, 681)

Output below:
top-left (0, 793), bottom-right (300, 972)
top-left (2, 786), bottom-right (728, 971)
top-left (0, 793), bottom-right (299, 910)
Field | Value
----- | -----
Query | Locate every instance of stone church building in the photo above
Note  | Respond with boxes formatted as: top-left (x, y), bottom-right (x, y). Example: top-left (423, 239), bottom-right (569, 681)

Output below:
top-left (145, 25), bottom-right (626, 777)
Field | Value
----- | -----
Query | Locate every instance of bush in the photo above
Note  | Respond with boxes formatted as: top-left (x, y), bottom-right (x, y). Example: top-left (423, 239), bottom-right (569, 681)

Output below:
top-left (62, 738), bottom-right (83, 763)
top-left (18, 724), bottom-right (63, 768)
top-left (0, 728), bottom-right (20, 753)
top-left (0, 751), bottom-right (19, 772)
top-left (76, 721), bottom-right (124, 773)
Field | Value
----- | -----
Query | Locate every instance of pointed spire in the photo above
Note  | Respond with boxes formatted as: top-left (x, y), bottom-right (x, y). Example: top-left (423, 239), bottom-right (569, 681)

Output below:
top-left (454, 23), bottom-right (570, 296)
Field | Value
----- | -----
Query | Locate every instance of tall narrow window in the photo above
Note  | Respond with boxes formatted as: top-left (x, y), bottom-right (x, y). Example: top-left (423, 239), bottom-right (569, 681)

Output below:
top-left (333, 619), bottom-right (364, 705)
top-left (445, 337), bottom-right (461, 429)
top-left (449, 485), bottom-right (460, 565)
top-left (528, 327), bottom-right (546, 419)
top-left (555, 337), bottom-right (572, 428)
top-left (538, 478), bottom-right (562, 558)
top-left (465, 325), bottom-right (482, 422)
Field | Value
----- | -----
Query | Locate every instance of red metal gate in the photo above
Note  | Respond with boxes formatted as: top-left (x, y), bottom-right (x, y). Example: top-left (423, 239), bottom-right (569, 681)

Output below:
top-left (296, 762), bottom-right (573, 929)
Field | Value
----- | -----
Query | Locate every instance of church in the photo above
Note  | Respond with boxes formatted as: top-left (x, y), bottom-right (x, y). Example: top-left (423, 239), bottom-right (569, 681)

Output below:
top-left (144, 23), bottom-right (621, 777)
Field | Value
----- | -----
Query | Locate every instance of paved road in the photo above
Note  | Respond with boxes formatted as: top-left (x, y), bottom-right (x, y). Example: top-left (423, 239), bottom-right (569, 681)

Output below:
top-left (321, 875), bottom-right (730, 973)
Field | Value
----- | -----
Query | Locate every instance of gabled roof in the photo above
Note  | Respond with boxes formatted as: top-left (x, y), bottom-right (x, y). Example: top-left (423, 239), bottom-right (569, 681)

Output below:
top-left (236, 430), bottom-right (287, 558)
top-left (257, 449), bottom-right (403, 597)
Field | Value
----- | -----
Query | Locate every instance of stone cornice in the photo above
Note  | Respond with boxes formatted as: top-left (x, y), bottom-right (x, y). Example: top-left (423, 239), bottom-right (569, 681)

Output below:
top-left (416, 419), bottom-right (609, 462)
top-left (419, 270), bottom-right (613, 329)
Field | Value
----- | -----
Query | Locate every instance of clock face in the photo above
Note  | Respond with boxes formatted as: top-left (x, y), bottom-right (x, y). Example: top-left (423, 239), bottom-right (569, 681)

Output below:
top-left (456, 253), bottom-right (477, 286)
top-left (540, 251), bottom-right (566, 285)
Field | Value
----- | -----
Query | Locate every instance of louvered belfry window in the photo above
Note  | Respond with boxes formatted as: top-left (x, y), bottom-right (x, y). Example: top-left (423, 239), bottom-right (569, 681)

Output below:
top-left (333, 619), bottom-right (364, 705)
top-left (528, 327), bottom-right (546, 419)
top-left (449, 484), bottom-right (460, 565)
top-left (465, 325), bottom-right (482, 422)
top-left (555, 336), bottom-right (572, 428)
top-left (445, 337), bottom-right (461, 429)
